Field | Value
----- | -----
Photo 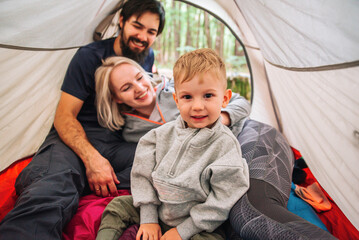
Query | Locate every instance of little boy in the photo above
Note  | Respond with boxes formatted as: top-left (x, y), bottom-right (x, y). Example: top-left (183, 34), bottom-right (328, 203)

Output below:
top-left (96, 48), bottom-right (250, 240)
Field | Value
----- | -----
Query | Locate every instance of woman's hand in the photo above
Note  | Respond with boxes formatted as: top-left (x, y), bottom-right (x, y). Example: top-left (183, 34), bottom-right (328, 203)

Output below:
top-left (160, 228), bottom-right (182, 240)
top-left (136, 223), bottom-right (162, 240)
top-left (220, 112), bottom-right (231, 126)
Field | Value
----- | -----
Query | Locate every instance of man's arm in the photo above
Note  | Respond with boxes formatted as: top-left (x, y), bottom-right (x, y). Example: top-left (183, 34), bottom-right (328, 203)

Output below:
top-left (54, 92), bottom-right (119, 197)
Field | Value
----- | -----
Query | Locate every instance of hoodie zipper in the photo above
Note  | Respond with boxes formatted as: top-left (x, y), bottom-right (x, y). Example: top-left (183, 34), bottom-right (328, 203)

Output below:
top-left (168, 128), bottom-right (200, 176)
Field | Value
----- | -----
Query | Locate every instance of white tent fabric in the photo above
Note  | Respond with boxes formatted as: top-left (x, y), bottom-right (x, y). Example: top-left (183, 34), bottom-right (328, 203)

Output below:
top-left (237, 0), bottom-right (359, 68)
top-left (0, 0), bottom-right (358, 231)
top-left (0, 48), bottom-right (76, 171)
top-left (0, 0), bottom-right (118, 48)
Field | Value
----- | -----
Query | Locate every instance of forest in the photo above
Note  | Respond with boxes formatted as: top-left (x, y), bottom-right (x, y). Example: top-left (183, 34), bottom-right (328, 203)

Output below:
top-left (151, 0), bottom-right (251, 100)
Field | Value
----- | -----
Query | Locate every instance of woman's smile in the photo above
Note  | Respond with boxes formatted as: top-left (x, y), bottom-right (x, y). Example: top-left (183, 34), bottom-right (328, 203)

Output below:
top-left (136, 90), bottom-right (148, 100)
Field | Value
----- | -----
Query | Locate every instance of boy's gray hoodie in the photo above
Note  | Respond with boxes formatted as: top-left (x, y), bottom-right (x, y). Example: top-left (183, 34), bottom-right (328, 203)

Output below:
top-left (131, 116), bottom-right (250, 240)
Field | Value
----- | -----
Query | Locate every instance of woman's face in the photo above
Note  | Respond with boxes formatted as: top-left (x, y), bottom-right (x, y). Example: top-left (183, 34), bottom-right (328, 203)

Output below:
top-left (110, 63), bottom-right (156, 114)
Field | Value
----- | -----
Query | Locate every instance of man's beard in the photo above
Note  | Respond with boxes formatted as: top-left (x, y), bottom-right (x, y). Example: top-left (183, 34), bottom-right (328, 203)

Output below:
top-left (120, 32), bottom-right (150, 64)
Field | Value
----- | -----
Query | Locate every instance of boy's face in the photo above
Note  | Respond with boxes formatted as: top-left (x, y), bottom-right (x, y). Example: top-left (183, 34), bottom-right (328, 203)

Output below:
top-left (173, 71), bottom-right (232, 129)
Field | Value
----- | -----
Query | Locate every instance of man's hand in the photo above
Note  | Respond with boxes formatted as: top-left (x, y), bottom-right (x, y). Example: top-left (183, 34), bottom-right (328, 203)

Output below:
top-left (136, 223), bottom-right (162, 240)
top-left (86, 151), bottom-right (119, 197)
top-left (160, 228), bottom-right (182, 240)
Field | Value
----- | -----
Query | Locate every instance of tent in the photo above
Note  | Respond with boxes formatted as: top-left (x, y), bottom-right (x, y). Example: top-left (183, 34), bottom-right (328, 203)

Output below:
top-left (1, 0), bottom-right (358, 232)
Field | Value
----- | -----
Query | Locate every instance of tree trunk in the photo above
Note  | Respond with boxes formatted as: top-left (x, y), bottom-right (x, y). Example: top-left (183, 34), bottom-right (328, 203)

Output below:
top-left (163, 14), bottom-right (170, 63)
top-left (196, 10), bottom-right (202, 49)
top-left (185, 5), bottom-right (192, 48)
top-left (234, 39), bottom-right (244, 56)
top-left (204, 12), bottom-right (211, 48)
top-left (215, 23), bottom-right (225, 58)
top-left (173, 1), bottom-right (181, 59)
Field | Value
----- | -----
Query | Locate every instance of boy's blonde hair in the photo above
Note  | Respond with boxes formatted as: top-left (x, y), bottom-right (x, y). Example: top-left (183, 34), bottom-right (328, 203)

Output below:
top-left (95, 56), bottom-right (148, 131)
top-left (173, 48), bottom-right (227, 89)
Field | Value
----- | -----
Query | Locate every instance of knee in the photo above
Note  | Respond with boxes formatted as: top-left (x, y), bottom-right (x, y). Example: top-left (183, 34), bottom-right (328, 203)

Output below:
top-left (15, 149), bottom-right (52, 194)
top-left (105, 195), bottom-right (133, 212)
top-left (15, 148), bottom-right (85, 196)
top-left (103, 195), bottom-right (138, 221)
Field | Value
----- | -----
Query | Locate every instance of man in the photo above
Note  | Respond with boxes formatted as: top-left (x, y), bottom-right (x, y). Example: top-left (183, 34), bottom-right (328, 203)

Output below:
top-left (0, 0), bottom-right (165, 239)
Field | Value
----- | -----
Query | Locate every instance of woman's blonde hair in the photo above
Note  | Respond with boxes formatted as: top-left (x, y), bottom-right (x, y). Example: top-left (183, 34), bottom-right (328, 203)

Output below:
top-left (95, 56), bottom-right (148, 131)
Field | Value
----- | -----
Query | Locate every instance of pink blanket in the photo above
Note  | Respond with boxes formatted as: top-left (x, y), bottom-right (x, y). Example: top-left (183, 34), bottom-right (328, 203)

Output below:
top-left (62, 190), bottom-right (130, 240)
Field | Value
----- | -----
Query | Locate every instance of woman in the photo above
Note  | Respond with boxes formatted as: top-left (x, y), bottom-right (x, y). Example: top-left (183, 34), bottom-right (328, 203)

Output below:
top-left (95, 56), bottom-right (336, 239)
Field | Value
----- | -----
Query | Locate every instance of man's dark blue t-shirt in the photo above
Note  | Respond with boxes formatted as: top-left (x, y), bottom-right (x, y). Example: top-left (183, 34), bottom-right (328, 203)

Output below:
top-left (61, 38), bottom-right (154, 127)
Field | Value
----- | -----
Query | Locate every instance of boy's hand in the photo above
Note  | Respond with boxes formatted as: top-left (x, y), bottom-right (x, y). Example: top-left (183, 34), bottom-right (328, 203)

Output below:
top-left (136, 223), bottom-right (162, 240)
top-left (160, 228), bottom-right (182, 240)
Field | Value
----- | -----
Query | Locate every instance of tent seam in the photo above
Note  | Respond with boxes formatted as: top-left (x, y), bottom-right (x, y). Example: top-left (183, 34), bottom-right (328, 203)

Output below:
top-left (0, 44), bottom-right (81, 51)
top-left (264, 58), bottom-right (359, 72)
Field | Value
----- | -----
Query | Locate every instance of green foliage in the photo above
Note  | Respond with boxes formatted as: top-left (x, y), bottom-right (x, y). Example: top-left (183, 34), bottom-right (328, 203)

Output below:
top-left (226, 55), bottom-right (247, 68)
top-left (176, 46), bottom-right (197, 53)
top-left (155, 0), bottom-right (251, 100)
top-left (227, 76), bottom-right (251, 100)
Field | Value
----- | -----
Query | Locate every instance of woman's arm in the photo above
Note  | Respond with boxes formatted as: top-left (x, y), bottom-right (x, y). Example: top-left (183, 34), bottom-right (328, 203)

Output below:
top-left (221, 92), bottom-right (251, 127)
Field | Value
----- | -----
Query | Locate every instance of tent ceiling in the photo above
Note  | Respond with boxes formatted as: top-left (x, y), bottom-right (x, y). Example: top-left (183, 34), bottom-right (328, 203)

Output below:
top-left (236, 0), bottom-right (359, 69)
top-left (0, 0), bottom-right (118, 49)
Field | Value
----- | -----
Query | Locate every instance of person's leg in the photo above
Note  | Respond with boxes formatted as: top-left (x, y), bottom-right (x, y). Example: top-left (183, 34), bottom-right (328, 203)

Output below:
top-left (89, 128), bottom-right (137, 189)
top-left (229, 179), bottom-right (336, 240)
top-left (107, 141), bottom-right (137, 189)
top-left (0, 129), bottom-right (86, 240)
top-left (96, 195), bottom-right (140, 240)
top-left (247, 179), bottom-right (300, 223)
top-left (118, 224), bottom-right (139, 240)
top-left (190, 226), bottom-right (226, 240)
top-left (229, 120), bottom-right (336, 239)
top-left (157, 222), bottom-right (226, 240)
top-left (237, 120), bottom-right (294, 198)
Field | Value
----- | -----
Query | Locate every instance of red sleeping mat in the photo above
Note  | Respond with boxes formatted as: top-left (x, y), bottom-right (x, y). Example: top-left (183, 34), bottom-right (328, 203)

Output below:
top-left (1, 155), bottom-right (358, 240)
top-left (300, 167), bottom-right (359, 239)
top-left (0, 157), bottom-right (32, 221)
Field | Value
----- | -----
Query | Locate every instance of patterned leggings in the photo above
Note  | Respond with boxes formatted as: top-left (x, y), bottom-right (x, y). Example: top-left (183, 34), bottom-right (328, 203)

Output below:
top-left (229, 120), bottom-right (336, 239)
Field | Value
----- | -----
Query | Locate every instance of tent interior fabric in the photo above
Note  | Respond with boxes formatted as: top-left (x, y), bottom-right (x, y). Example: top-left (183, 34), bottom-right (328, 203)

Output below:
top-left (0, 0), bottom-right (358, 232)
